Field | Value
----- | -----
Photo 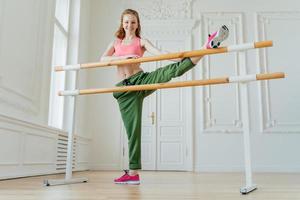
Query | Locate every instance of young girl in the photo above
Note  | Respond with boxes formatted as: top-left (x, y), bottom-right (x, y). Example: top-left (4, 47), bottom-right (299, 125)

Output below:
top-left (101, 9), bottom-right (229, 185)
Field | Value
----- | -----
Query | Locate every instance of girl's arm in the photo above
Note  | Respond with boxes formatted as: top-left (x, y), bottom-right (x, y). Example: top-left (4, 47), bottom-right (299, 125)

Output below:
top-left (141, 38), bottom-right (182, 62)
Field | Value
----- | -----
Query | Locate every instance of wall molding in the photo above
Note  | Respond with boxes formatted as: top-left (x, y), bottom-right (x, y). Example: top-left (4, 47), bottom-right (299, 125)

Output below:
top-left (256, 11), bottom-right (300, 133)
top-left (199, 12), bottom-right (245, 134)
top-left (142, 19), bottom-right (196, 40)
top-left (122, 0), bottom-right (193, 20)
top-left (0, 114), bottom-right (90, 179)
top-left (195, 164), bottom-right (300, 172)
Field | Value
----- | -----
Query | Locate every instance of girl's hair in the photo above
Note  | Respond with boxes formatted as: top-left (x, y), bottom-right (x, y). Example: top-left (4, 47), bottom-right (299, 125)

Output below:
top-left (115, 9), bottom-right (141, 39)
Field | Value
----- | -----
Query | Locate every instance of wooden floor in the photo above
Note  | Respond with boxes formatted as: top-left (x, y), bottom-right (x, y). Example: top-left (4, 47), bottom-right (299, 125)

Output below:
top-left (0, 171), bottom-right (300, 200)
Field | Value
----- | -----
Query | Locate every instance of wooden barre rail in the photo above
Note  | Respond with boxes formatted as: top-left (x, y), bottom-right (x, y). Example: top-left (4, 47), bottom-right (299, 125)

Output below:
top-left (59, 72), bottom-right (284, 96)
top-left (55, 40), bottom-right (273, 72)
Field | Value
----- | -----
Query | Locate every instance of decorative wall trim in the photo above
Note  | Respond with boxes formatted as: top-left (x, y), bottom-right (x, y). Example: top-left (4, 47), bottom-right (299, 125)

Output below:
top-left (199, 12), bottom-right (245, 134)
top-left (0, 127), bottom-right (21, 165)
top-left (195, 164), bottom-right (300, 172)
top-left (0, 114), bottom-right (90, 179)
top-left (22, 132), bottom-right (56, 165)
top-left (142, 19), bottom-right (196, 40)
top-left (0, 115), bottom-right (57, 179)
top-left (122, 0), bottom-right (193, 20)
top-left (256, 11), bottom-right (300, 133)
top-left (0, 113), bottom-right (62, 134)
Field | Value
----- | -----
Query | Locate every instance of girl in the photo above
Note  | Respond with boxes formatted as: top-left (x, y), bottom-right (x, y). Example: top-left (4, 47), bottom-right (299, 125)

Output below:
top-left (101, 9), bottom-right (229, 185)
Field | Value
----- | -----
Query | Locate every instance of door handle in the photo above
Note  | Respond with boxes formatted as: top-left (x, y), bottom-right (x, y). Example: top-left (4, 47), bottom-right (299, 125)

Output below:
top-left (149, 112), bottom-right (155, 125)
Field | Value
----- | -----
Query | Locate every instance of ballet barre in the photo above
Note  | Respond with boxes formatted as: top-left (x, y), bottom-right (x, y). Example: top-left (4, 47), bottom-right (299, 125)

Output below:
top-left (54, 40), bottom-right (273, 72)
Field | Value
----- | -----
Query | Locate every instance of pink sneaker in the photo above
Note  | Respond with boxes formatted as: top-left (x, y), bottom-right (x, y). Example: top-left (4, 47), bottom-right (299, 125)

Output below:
top-left (114, 170), bottom-right (140, 185)
top-left (206, 25), bottom-right (229, 49)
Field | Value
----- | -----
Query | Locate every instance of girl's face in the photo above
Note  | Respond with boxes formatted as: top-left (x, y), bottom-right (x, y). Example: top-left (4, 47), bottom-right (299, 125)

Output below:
top-left (122, 14), bottom-right (138, 35)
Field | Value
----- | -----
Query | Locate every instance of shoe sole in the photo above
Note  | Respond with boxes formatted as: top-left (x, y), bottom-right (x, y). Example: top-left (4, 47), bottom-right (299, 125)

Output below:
top-left (114, 181), bottom-right (140, 185)
top-left (210, 25), bottom-right (229, 48)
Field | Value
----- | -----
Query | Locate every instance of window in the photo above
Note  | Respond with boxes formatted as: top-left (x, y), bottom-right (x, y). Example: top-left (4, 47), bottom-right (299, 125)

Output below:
top-left (48, 0), bottom-right (71, 129)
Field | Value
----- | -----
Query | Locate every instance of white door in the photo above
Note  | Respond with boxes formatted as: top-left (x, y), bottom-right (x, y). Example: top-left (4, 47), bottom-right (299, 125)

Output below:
top-left (140, 57), bottom-right (157, 170)
top-left (154, 41), bottom-right (191, 171)
top-left (122, 38), bottom-right (193, 171)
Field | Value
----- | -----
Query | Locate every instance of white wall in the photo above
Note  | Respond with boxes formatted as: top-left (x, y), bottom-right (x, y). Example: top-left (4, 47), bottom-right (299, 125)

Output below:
top-left (0, 0), bottom-right (54, 124)
top-left (73, 0), bottom-right (93, 170)
top-left (87, 0), bottom-right (124, 170)
top-left (0, 0), bottom-right (92, 178)
top-left (1, 0), bottom-right (298, 176)
top-left (87, 0), bottom-right (300, 172)
top-left (191, 0), bottom-right (300, 172)
top-left (75, 0), bottom-right (92, 139)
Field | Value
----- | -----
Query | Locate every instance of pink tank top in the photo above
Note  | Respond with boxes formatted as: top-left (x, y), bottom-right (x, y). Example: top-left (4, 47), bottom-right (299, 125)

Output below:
top-left (114, 37), bottom-right (144, 57)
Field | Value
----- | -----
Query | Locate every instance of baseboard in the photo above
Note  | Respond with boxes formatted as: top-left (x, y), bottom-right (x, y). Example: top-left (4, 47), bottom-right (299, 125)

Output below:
top-left (89, 163), bottom-right (121, 170)
top-left (194, 164), bottom-right (300, 173)
top-left (0, 170), bottom-right (56, 180)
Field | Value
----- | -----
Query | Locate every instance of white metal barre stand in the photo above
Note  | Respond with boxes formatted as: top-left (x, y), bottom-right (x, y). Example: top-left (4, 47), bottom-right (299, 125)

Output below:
top-left (239, 81), bottom-right (257, 194)
top-left (44, 72), bottom-right (259, 191)
top-left (44, 70), bottom-right (88, 186)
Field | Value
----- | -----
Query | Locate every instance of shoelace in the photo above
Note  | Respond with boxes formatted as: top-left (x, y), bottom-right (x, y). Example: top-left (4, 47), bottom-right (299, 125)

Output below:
top-left (116, 170), bottom-right (129, 180)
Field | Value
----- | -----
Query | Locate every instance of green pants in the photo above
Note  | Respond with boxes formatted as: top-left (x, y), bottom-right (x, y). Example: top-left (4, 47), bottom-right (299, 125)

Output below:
top-left (113, 58), bottom-right (195, 170)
